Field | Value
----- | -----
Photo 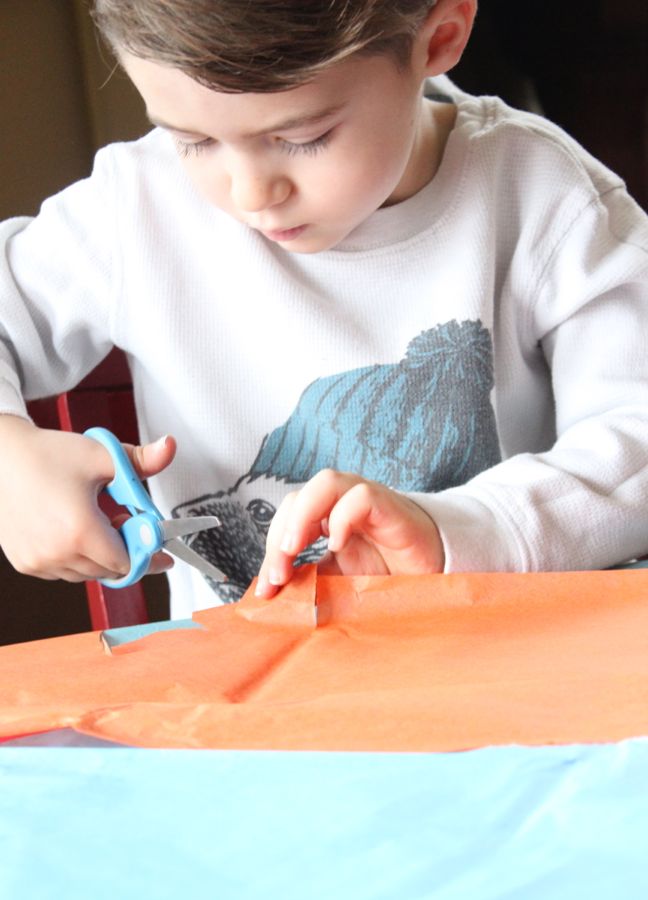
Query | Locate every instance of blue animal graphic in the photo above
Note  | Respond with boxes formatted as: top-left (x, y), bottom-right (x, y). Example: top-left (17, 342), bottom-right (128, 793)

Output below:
top-left (174, 320), bottom-right (501, 602)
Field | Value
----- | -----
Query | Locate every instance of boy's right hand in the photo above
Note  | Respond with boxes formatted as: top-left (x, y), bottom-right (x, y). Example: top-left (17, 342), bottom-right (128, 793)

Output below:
top-left (0, 416), bottom-right (176, 582)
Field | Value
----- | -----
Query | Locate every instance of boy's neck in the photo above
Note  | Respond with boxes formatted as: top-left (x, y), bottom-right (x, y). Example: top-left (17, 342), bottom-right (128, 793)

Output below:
top-left (383, 98), bottom-right (457, 208)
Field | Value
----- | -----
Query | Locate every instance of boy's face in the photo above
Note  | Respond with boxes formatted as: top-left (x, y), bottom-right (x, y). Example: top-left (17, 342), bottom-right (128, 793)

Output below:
top-left (122, 51), bottom-right (439, 253)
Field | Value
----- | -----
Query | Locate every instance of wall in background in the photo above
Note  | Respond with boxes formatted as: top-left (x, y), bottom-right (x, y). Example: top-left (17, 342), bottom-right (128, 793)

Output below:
top-left (1, 0), bottom-right (148, 219)
top-left (0, 1), bottom-right (151, 644)
top-left (452, 0), bottom-right (647, 210)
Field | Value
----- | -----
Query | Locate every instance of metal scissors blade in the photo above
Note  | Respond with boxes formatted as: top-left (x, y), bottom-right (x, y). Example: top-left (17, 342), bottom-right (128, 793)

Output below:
top-left (164, 537), bottom-right (228, 582)
top-left (160, 516), bottom-right (221, 542)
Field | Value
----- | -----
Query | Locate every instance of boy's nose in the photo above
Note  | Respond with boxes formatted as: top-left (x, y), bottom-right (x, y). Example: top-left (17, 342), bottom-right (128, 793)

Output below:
top-left (229, 170), bottom-right (291, 213)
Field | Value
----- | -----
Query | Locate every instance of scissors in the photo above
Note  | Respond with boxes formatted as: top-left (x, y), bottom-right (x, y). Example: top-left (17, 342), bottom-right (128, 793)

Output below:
top-left (85, 426), bottom-right (225, 588)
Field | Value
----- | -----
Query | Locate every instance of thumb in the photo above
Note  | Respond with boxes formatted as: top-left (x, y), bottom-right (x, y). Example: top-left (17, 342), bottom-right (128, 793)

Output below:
top-left (126, 434), bottom-right (177, 479)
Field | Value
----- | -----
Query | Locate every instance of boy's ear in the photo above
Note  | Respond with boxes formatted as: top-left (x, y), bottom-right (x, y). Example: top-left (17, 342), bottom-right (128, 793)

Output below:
top-left (414, 0), bottom-right (477, 77)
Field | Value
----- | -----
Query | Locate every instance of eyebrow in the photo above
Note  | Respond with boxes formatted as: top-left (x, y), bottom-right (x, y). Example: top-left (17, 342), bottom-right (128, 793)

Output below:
top-left (147, 103), bottom-right (345, 139)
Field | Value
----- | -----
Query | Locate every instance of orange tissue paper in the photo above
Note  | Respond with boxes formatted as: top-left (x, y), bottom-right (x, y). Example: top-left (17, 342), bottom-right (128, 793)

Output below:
top-left (2, 566), bottom-right (648, 750)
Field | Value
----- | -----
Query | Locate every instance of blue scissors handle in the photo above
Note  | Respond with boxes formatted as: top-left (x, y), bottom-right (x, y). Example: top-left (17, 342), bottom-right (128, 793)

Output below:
top-left (85, 427), bottom-right (161, 519)
top-left (85, 426), bottom-right (164, 588)
top-left (107, 511), bottom-right (164, 587)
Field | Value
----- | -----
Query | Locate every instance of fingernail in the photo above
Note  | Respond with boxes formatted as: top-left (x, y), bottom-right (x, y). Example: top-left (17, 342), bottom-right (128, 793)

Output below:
top-left (255, 579), bottom-right (277, 600)
top-left (268, 568), bottom-right (283, 586)
top-left (327, 534), bottom-right (340, 553)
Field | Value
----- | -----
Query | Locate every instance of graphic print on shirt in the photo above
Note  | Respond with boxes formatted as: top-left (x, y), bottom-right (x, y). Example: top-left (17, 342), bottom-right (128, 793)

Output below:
top-left (173, 320), bottom-right (501, 602)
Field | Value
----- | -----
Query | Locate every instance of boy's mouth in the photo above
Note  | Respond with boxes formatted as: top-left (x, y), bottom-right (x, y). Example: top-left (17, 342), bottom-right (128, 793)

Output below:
top-left (259, 225), bottom-right (308, 242)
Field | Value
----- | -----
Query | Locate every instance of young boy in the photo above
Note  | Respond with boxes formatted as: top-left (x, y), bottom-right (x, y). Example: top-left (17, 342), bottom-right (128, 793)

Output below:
top-left (0, 0), bottom-right (647, 618)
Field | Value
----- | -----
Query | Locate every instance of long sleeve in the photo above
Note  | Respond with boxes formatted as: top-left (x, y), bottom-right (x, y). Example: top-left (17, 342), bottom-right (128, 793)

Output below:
top-left (415, 178), bottom-right (648, 572)
top-left (0, 151), bottom-right (118, 416)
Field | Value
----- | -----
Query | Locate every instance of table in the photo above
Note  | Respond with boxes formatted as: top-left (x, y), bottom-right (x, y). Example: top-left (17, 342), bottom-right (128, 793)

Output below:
top-left (2, 740), bottom-right (648, 898)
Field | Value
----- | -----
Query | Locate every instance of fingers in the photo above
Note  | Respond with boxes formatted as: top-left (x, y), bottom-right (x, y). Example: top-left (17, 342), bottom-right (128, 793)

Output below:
top-left (109, 512), bottom-right (174, 577)
top-left (255, 492), bottom-right (297, 598)
top-left (143, 550), bottom-right (175, 576)
top-left (256, 470), bottom-right (363, 598)
top-left (14, 538), bottom-right (174, 584)
top-left (277, 469), bottom-right (361, 553)
top-left (127, 434), bottom-right (177, 479)
top-left (256, 469), bottom-right (446, 598)
top-left (81, 432), bottom-right (177, 495)
top-left (85, 434), bottom-right (177, 580)
top-left (87, 432), bottom-right (177, 482)
top-left (7, 531), bottom-right (131, 583)
top-left (92, 435), bottom-right (177, 581)
top-left (0, 426), bottom-right (178, 586)
top-left (30, 549), bottom-right (174, 584)
top-left (1, 490), bottom-right (131, 584)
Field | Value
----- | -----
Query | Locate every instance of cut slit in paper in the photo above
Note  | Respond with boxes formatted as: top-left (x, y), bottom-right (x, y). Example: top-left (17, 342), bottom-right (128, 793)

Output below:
top-left (100, 618), bottom-right (205, 654)
top-left (2, 566), bottom-right (648, 750)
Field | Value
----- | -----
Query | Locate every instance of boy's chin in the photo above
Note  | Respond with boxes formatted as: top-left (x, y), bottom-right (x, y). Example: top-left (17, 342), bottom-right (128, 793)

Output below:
top-left (277, 228), bottom-right (351, 254)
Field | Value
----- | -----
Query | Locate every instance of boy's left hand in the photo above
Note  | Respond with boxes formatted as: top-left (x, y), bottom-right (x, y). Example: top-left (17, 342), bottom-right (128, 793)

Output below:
top-left (255, 469), bottom-right (444, 598)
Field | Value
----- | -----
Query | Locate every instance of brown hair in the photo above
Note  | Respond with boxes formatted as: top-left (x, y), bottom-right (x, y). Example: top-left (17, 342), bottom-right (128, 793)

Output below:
top-left (92, 0), bottom-right (438, 92)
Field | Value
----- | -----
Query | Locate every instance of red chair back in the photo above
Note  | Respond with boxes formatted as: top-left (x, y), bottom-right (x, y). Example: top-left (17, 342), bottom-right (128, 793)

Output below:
top-left (28, 348), bottom-right (149, 630)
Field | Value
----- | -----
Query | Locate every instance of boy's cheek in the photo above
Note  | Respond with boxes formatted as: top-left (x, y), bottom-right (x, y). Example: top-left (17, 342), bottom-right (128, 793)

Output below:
top-left (175, 158), bottom-right (225, 206)
top-left (186, 173), bottom-right (230, 213)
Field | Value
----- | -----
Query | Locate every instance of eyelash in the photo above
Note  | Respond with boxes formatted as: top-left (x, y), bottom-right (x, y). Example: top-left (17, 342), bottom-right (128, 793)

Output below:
top-left (174, 138), bottom-right (212, 158)
top-left (174, 129), bottom-right (333, 159)
top-left (279, 130), bottom-right (333, 157)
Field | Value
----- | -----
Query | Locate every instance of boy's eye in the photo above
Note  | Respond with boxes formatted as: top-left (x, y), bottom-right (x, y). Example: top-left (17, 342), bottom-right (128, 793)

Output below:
top-left (278, 129), bottom-right (333, 157)
top-left (174, 137), bottom-right (214, 158)
top-left (173, 127), bottom-right (334, 159)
